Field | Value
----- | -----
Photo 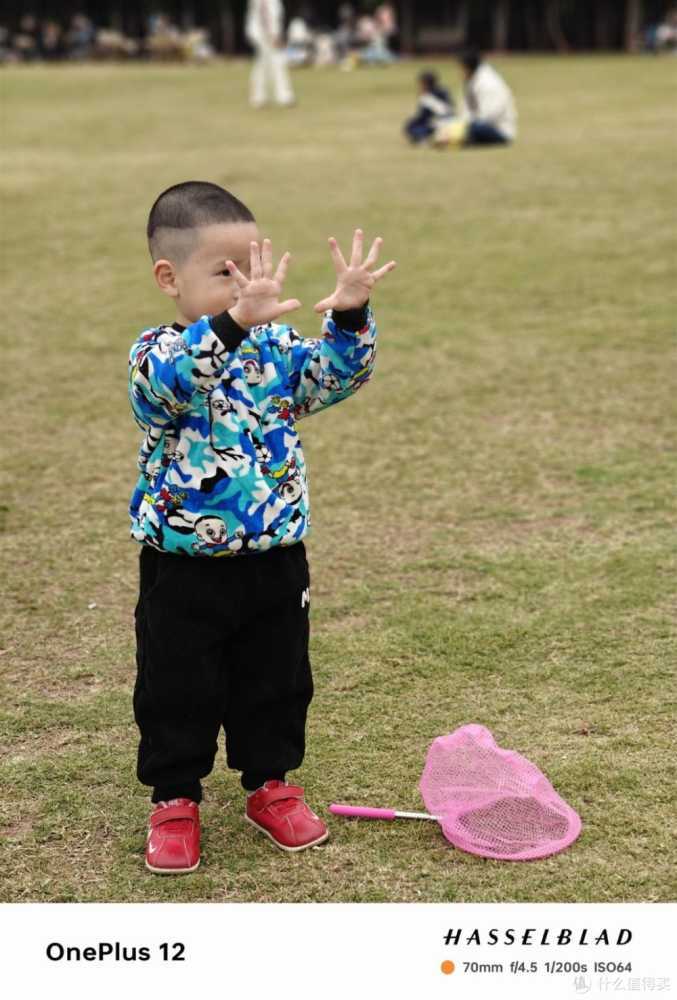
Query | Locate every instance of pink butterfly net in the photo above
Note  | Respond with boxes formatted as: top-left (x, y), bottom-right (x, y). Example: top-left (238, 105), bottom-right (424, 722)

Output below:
top-left (419, 724), bottom-right (582, 861)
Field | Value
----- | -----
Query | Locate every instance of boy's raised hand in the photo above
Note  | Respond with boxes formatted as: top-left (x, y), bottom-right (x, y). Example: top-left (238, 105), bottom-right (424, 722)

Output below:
top-left (314, 229), bottom-right (396, 314)
top-left (228, 239), bottom-right (301, 329)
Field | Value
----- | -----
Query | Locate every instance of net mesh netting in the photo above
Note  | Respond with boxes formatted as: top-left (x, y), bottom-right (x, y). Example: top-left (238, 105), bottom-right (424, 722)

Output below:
top-left (419, 724), bottom-right (581, 861)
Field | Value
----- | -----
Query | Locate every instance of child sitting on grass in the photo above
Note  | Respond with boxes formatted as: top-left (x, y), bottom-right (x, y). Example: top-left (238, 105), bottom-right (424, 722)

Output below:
top-left (404, 69), bottom-right (455, 144)
top-left (128, 180), bottom-right (395, 873)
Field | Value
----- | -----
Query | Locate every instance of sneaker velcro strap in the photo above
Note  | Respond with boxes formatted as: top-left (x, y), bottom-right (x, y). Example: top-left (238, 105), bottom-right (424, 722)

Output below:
top-left (261, 784), bottom-right (304, 806)
top-left (150, 804), bottom-right (197, 827)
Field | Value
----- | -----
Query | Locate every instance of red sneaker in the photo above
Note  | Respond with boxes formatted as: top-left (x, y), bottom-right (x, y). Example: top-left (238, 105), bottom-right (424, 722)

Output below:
top-left (145, 798), bottom-right (200, 874)
top-left (245, 780), bottom-right (329, 852)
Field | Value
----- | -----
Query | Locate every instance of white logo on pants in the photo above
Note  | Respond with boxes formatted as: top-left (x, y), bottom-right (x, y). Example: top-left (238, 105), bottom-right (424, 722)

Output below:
top-left (301, 587), bottom-right (310, 608)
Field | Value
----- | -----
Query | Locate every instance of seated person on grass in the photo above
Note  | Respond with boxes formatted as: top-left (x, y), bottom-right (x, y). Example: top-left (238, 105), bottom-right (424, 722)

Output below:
top-left (404, 70), bottom-right (455, 144)
top-left (434, 50), bottom-right (517, 148)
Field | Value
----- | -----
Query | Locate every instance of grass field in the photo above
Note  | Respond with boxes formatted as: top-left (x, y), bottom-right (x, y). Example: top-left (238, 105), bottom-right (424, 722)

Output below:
top-left (1, 55), bottom-right (676, 904)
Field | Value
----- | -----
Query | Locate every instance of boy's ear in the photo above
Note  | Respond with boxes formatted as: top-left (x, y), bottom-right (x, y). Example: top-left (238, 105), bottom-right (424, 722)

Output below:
top-left (153, 259), bottom-right (179, 298)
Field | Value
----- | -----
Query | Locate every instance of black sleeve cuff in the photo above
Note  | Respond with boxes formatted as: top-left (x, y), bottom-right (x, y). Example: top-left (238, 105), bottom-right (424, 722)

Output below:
top-left (331, 303), bottom-right (369, 332)
top-left (210, 311), bottom-right (249, 351)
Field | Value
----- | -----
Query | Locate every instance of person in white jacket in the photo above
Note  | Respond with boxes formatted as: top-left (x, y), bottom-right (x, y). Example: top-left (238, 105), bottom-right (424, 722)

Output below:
top-left (459, 50), bottom-right (517, 144)
top-left (245, 0), bottom-right (295, 108)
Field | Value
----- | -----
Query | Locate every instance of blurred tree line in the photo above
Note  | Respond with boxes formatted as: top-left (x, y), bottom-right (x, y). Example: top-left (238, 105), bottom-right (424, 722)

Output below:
top-left (3, 1), bottom-right (672, 53)
top-left (396, 0), bottom-right (667, 52)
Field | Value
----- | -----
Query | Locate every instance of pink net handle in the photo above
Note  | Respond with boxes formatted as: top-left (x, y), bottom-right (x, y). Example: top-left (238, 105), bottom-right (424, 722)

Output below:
top-left (329, 804), bottom-right (397, 820)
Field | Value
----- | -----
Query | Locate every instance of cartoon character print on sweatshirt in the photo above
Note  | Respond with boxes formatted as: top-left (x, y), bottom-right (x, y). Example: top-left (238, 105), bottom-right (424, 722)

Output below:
top-left (136, 424), bottom-right (164, 485)
top-left (129, 310), bottom-right (377, 556)
top-left (275, 467), bottom-right (304, 506)
top-left (172, 369), bottom-right (299, 546)
top-left (137, 423), bottom-right (186, 490)
top-left (131, 325), bottom-right (229, 420)
top-left (209, 389), bottom-right (235, 420)
top-left (281, 507), bottom-right (304, 544)
top-left (152, 485), bottom-right (187, 516)
top-left (239, 343), bottom-right (280, 397)
top-left (166, 505), bottom-right (281, 556)
top-left (166, 506), bottom-right (245, 555)
top-left (302, 353), bottom-right (347, 403)
top-left (134, 485), bottom-right (188, 551)
top-left (243, 358), bottom-right (262, 386)
top-left (253, 438), bottom-right (272, 469)
top-left (347, 342), bottom-right (376, 392)
top-left (265, 395), bottom-right (294, 424)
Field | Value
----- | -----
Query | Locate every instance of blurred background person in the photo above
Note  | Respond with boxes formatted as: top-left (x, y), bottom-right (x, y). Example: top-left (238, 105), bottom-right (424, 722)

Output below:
top-left (0, 25), bottom-right (19, 64)
top-left (93, 26), bottom-right (139, 59)
top-left (458, 49), bottom-right (517, 145)
top-left (374, 3), bottom-right (397, 55)
top-left (39, 20), bottom-right (65, 61)
top-left (404, 70), bottom-right (455, 145)
top-left (65, 14), bottom-right (95, 60)
top-left (353, 14), bottom-right (379, 65)
top-left (181, 28), bottom-right (214, 63)
top-left (359, 11), bottom-right (396, 66)
top-left (654, 5), bottom-right (677, 50)
top-left (12, 14), bottom-right (41, 61)
top-left (246, 0), bottom-right (295, 108)
top-left (286, 6), bottom-right (315, 68)
top-left (313, 30), bottom-right (335, 68)
top-left (334, 3), bottom-right (356, 63)
top-left (146, 13), bottom-right (182, 61)
top-left (339, 4), bottom-right (396, 69)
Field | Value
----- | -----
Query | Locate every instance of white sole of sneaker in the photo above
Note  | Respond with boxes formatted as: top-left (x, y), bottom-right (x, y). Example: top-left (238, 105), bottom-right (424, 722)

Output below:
top-left (145, 858), bottom-right (200, 875)
top-left (244, 813), bottom-right (329, 852)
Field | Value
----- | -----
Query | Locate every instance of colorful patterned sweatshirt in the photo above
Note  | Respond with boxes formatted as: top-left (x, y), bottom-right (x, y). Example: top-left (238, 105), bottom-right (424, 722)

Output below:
top-left (128, 304), bottom-right (376, 556)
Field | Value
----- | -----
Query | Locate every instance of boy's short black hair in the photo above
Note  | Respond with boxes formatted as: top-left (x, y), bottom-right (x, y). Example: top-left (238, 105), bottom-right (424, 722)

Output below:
top-left (419, 70), bottom-right (438, 90)
top-left (147, 181), bottom-right (255, 262)
top-left (459, 49), bottom-right (481, 74)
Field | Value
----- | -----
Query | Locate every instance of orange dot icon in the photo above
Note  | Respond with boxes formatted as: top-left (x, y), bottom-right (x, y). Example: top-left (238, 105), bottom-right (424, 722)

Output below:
top-left (441, 960), bottom-right (455, 975)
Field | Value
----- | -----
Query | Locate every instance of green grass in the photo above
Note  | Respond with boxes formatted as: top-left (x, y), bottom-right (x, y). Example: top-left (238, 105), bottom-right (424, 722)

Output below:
top-left (1, 55), bottom-right (676, 903)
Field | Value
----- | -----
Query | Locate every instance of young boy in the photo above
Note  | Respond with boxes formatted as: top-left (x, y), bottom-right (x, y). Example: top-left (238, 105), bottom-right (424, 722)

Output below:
top-left (129, 181), bottom-right (395, 873)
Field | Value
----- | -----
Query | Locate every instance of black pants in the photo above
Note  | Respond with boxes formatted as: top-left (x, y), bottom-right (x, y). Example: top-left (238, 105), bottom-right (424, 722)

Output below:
top-left (465, 121), bottom-right (510, 145)
top-left (133, 542), bottom-right (312, 803)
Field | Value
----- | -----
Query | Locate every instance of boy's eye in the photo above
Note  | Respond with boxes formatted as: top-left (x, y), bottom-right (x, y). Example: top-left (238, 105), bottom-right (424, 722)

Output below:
top-left (220, 269), bottom-right (231, 277)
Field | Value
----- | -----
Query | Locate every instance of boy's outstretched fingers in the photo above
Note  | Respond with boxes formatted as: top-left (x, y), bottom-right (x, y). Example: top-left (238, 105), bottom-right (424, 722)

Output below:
top-left (363, 236), bottom-right (384, 268)
top-left (328, 237), bottom-right (347, 272)
top-left (274, 251), bottom-right (291, 285)
top-left (372, 260), bottom-right (397, 281)
top-left (270, 297), bottom-right (302, 319)
top-left (227, 243), bottom-right (301, 328)
top-left (250, 241), bottom-right (262, 280)
top-left (226, 260), bottom-right (248, 287)
top-left (350, 228), bottom-right (364, 267)
top-left (313, 229), bottom-right (397, 312)
top-left (261, 238), bottom-right (274, 278)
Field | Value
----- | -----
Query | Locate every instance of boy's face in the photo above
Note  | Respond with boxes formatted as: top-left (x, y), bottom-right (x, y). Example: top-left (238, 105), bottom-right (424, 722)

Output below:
top-left (158, 221), bottom-right (260, 324)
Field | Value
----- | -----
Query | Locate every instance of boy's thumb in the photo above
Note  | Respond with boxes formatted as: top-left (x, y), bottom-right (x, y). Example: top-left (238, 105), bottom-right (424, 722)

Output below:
top-left (275, 298), bottom-right (302, 318)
